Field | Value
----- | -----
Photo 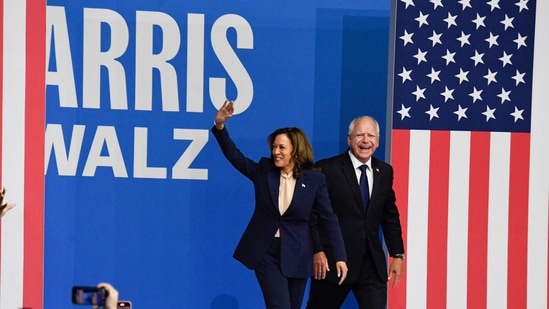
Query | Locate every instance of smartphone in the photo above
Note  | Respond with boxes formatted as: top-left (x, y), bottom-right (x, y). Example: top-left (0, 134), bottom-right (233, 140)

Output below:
top-left (72, 286), bottom-right (108, 306)
top-left (118, 301), bottom-right (132, 308)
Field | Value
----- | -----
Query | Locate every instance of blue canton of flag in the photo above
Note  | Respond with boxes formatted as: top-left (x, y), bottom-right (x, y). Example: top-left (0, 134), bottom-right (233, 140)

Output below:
top-left (392, 0), bottom-right (536, 132)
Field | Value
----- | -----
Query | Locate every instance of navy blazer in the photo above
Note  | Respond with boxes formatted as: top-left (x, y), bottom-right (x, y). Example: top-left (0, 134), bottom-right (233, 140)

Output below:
top-left (311, 151), bottom-right (404, 283)
top-left (212, 126), bottom-right (347, 278)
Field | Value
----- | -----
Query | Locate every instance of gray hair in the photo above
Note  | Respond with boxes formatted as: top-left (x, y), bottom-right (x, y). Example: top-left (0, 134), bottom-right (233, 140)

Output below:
top-left (347, 116), bottom-right (380, 136)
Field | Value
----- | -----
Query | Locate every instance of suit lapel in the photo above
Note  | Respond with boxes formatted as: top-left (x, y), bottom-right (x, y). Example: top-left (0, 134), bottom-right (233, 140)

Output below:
top-left (267, 170), bottom-right (280, 211)
top-left (339, 154), bottom-right (364, 214)
top-left (288, 172), bottom-right (308, 214)
top-left (370, 158), bottom-right (382, 207)
top-left (268, 169), bottom-right (308, 215)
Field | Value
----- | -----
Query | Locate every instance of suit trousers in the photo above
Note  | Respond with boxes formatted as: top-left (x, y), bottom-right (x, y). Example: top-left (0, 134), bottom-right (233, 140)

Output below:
top-left (254, 237), bottom-right (308, 309)
top-left (306, 249), bottom-right (387, 309)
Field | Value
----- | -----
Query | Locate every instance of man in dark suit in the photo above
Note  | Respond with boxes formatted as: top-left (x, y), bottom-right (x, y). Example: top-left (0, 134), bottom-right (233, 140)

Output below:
top-left (306, 116), bottom-right (405, 309)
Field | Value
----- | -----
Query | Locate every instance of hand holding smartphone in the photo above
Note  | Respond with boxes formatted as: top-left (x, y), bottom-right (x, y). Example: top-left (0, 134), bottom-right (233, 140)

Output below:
top-left (72, 286), bottom-right (108, 306)
top-left (72, 284), bottom-right (130, 308)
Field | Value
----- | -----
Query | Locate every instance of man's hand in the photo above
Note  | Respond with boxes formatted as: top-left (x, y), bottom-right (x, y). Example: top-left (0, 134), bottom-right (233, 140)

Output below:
top-left (335, 261), bottom-right (348, 285)
top-left (387, 257), bottom-right (404, 288)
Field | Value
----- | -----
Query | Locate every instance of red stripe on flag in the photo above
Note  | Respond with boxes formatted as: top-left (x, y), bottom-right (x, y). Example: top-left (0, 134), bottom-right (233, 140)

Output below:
top-left (427, 131), bottom-right (450, 308)
top-left (388, 129), bottom-right (409, 309)
top-left (22, 0), bottom-right (46, 308)
top-left (506, 132), bottom-right (530, 308)
top-left (467, 132), bottom-right (490, 309)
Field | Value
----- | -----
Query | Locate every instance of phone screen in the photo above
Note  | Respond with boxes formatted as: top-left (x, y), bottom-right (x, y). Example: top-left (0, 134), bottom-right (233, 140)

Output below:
top-left (72, 286), bottom-right (107, 306)
top-left (118, 301), bottom-right (132, 308)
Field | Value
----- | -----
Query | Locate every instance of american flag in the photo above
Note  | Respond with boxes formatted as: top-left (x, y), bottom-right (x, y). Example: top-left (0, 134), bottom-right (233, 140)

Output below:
top-left (1, 0), bottom-right (45, 308)
top-left (389, 0), bottom-right (549, 308)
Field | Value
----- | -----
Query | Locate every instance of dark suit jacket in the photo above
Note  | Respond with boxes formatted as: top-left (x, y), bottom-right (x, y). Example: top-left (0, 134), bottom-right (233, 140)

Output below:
top-left (212, 126), bottom-right (347, 278)
top-left (311, 151), bottom-right (404, 283)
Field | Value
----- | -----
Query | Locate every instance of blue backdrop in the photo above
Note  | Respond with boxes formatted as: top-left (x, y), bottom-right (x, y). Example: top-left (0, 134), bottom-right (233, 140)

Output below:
top-left (44, 1), bottom-right (390, 307)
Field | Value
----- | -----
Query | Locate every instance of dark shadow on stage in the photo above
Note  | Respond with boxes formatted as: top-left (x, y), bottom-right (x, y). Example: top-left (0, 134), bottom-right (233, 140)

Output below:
top-left (210, 293), bottom-right (240, 309)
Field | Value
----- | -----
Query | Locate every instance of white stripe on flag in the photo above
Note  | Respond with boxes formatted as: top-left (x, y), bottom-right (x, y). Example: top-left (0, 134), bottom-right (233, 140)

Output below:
top-left (527, 0), bottom-right (549, 307)
top-left (406, 130), bottom-right (430, 309)
top-left (486, 132), bottom-right (510, 309)
top-left (1, 0), bottom-right (26, 308)
top-left (447, 130), bottom-right (470, 309)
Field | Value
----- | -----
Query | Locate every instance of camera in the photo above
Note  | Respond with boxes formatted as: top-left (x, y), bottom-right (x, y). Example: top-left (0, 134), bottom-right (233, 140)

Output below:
top-left (72, 286), bottom-right (108, 306)
top-left (117, 301), bottom-right (132, 308)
